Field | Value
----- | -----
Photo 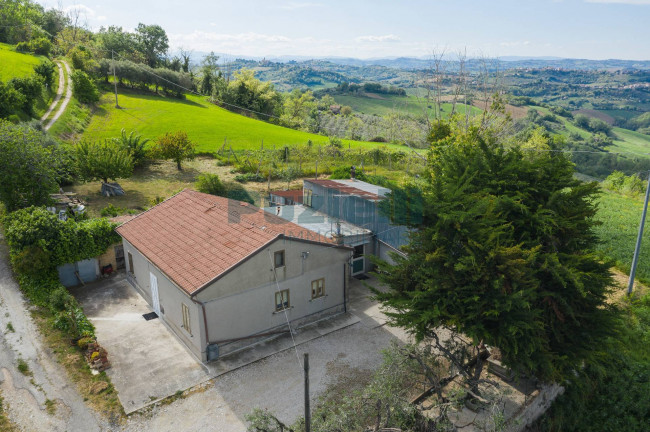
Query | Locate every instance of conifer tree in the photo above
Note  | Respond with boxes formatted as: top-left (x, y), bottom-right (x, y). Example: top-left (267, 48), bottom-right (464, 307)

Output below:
top-left (374, 125), bottom-right (618, 383)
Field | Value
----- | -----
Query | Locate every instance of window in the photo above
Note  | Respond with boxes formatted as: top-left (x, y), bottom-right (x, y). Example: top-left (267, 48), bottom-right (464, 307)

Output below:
top-left (181, 303), bottom-right (191, 335)
top-left (275, 289), bottom-right (290, 311)
top-left (304, 189), bottom-right (313, 207)
top-left (274, 250), bottom-right (285, 268)
top-left (127, 252), bottom-right (134, 275)
top-left (311, 278), bottom-right (325, 299)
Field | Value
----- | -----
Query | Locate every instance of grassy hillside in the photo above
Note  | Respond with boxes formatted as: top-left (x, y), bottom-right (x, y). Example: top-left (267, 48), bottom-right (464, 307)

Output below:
top-left (0, 42), bottom-right (44, 81)
top-left (333, 93), bottom-right (481, 118)
top-left (532, 105), bottom-right (650, 157)
top-left (595, 190), bottom-right (650, 285)
top-left (608, 127), bottom-right (650, 155)
top-left (82, 90), bottom-right (406, 152)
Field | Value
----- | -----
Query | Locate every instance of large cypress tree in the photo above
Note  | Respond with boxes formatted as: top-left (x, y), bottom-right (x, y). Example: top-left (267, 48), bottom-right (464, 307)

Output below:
top-left (374, 126), bottom-right (618, 383)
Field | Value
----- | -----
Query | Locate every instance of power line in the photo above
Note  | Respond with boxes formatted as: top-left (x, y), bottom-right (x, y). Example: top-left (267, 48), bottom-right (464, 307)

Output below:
top-left (109, 50), bottom-right (283, 121)
top-left (267, 249), bottom-right (303, 370)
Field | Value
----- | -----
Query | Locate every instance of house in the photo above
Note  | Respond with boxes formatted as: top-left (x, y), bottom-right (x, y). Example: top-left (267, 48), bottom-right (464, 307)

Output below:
top-left (268, 189), bottom-right (304, 206)
top-left (116, 189), bottom-right (352, 362)
top-left (265, 204), bottom-right (373, 276)
top-left (302, 178), bottom-right (410, 265)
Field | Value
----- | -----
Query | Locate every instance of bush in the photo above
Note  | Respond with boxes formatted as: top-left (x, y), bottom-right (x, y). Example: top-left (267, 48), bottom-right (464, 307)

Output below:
top-left (195, 173), bottom-right (225, 195)
top-left (15, 42), bottom-right (30, 52)
top-left (9, 75), bottom-right (44, 115)
top-left (29, 37), bottom-right (53, 56)
top-left (34, 60), bottom-right (56, 87)
top-left (100, 204), bottom-right (125, 217)
top-left (234, 173), bottom-right (265, 183)
top-left (71, 70), bottom-right (99, 103)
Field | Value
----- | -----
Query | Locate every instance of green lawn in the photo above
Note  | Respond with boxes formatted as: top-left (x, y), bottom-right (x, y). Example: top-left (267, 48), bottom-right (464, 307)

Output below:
top-left (0, 42), bottom-right (45, 81)
top-left (594, 190), bottom-right (650, 285)
top-left (82, 90), bottom-right (407, 152)
top-left (608, 127), bottom-right (650, 156)
top-left (333, 93), bottom-right (481, 118)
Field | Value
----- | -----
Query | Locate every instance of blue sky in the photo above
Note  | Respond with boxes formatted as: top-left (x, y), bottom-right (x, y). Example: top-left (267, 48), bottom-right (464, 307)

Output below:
top-left (36, 0), bottom-right (650, 59)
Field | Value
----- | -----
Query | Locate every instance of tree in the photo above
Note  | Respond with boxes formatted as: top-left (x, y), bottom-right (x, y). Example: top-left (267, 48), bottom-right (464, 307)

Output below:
top-left (135, 23), bottom-right (169, 68)
top-left (97, 26), bottom-right (136, 58)
top-left (112, 128), bottom-right (150, 167)
top-left (153, 131), bottom-right (196, 170)
top-left (75, 140), bottom-right (134, 184)
top-left (200, 51), bottom-right (220, 95)
top-left (0, 119), bottom-right (58, 211)
top-left (281, 89), bottom-right (316, 129)
top-left (374, 125), bottom-right (617, 385)
top-left (219, 69), bottom-right (282, 118)
top-left (70, 70), bottom-right (99, 103)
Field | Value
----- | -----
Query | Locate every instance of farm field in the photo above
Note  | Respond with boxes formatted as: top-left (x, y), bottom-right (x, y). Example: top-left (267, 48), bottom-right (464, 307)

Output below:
top-left (333, 93), bottom-right (481, 118)
top-left (81, 90), bottom-right (406, 152)
top-left (532, 105), bottom-right (650, 157)
top-left (0, 42), bottom-right (44, 81)
top-left (608, 127), bottom-right (650, 156)
top-left (594, 190), bottom-right (650, 285)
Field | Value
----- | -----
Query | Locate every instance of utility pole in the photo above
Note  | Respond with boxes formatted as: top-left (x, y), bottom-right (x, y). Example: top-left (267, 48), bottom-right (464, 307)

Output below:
top-left (628, 170), bottom-right (650, 294)
top-left (304, 353), bottom-right (311, 432)
top-left (112, 50), bottom-right (119, 108)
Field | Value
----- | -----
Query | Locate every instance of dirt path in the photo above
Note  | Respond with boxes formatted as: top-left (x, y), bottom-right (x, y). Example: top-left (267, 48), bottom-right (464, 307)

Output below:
top-left (40, 61), bottom-right (64, 125)
top-left (42, 60), bottom-right (72, 131)
top-left (0, 232), bottom-right (110, 431)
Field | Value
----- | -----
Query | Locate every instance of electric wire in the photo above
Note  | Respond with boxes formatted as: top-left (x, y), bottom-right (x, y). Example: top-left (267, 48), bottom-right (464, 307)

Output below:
top-left (267, 249), bottom-right (303, 370)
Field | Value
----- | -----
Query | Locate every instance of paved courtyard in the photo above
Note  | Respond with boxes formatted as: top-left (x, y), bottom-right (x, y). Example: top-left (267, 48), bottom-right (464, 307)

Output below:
top-left (71, 276), bottom-right (210, 414)
top-left (72, 273), bottom-right (405, 417)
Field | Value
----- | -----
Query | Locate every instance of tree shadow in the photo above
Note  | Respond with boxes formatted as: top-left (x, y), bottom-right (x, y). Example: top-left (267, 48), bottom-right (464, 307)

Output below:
top-left (118, 88), bottom-right (208, 109)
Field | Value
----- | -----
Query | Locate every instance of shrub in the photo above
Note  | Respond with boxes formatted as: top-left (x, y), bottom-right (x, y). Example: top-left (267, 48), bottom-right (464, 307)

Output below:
top-left (234, 173), bottom-right (265, 183)
top-left (17, 358), bottom-right (31, 376)
top-left (34, 60), bottom-right (56, 87)
top-left (100, 204), bottom-right (125, 217)
top-left (77, 337), bottom-right (94, 350)
top-left (29, 37), bottom-right (53, 56)
top-left (195, 173), bottom-right (225, 195)
top-left (15, 42), bottom-right (30, 52)
top-left (9, 75), bottom-right (44, 115)
top-left (71, 70), bottom-right (99, 103)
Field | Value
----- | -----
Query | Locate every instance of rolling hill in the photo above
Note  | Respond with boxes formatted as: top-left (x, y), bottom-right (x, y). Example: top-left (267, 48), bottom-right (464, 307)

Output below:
top-left (81, 90), bottom-right (408, 152)
top-left (332, 93), bottom-right (481, 118)
top-left (0, 42), bottom-right (45, 81)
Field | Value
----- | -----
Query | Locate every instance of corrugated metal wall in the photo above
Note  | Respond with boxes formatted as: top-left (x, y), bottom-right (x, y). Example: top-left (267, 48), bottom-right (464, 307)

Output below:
top-left (305, 181), bottom-right (410, 250)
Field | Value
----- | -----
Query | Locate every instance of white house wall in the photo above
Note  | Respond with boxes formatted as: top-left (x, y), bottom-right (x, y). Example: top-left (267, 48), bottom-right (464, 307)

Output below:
top-left (195, 237), bottom-right (351, 355)
top-left (122, 239), bottom-right (206, 362)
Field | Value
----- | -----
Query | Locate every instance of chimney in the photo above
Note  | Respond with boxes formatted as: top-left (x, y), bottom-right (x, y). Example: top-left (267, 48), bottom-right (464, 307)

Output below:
top-left (350, 165), bottom-right (356, 181)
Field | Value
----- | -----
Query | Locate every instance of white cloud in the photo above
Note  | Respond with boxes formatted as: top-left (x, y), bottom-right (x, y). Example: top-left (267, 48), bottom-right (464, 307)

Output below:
top-left (585, 0), bottom-right (650, 4)
top-left (355, 34), bottom-right (401, 43)
top-left (63, 4), bottom-right (97, 18)
top-left (169, 31), bottom-right (293, 53)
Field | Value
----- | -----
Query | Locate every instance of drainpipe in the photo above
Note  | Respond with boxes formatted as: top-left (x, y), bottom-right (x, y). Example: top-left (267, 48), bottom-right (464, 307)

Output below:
top-left (343, 262), bottom-right (347, 313)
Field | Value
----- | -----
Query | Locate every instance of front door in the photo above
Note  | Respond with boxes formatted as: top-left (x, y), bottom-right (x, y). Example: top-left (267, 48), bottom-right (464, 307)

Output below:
top-left (150, 272), bottom-right (161, 316)
top-left (351, 244), bottom-right (365, 276)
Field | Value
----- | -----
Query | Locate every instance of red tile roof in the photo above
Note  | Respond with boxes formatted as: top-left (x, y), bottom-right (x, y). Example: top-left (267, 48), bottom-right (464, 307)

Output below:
top-left (307, 179), bottom-right (383, 201)
top-left (116, 189), bottom-right (336, 295)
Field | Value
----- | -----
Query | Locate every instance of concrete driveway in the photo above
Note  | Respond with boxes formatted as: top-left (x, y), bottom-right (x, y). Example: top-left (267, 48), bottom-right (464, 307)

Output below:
top-left (71, 275), bottom-right (210, 414)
